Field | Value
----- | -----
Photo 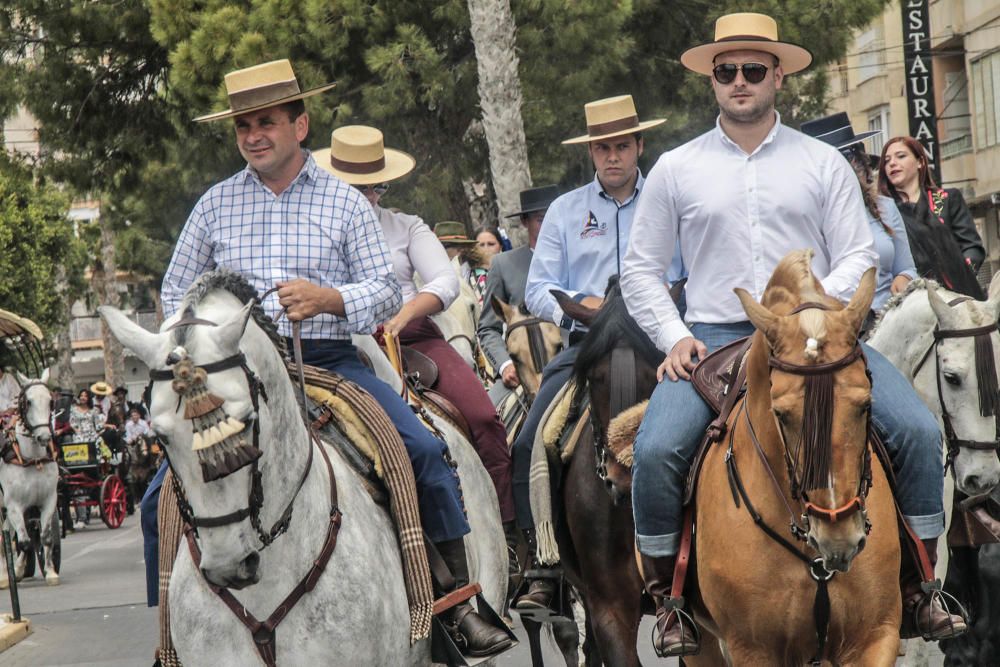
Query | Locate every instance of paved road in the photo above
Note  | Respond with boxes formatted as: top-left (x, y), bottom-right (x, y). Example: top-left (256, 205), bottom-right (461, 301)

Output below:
top-left (0, 513), bottom-right (944, 666)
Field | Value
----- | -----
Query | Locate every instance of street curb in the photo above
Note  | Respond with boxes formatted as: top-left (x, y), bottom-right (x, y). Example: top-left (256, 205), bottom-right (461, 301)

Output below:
top-left (0, 614), bottom-right (32, 653)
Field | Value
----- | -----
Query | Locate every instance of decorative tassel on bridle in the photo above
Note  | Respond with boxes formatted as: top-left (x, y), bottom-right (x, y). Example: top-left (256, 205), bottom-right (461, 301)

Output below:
top-left (799, 368), bottom-right (834, 493)
top-left (973, 332), bottom-right (1000, 418)
top-left (170, 357), bottom-right (261, 482)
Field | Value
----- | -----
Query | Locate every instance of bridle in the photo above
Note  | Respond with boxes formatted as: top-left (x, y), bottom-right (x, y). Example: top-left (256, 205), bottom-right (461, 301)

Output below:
top-left (911, 296), bottom-right (1000, 471)
top-left (2, 381), bottom-right (56, 467)
top-left (505, 316), bottom-right (560, 396)
top-left (589, 345), bottom-right (637, 490)
top-left (146, 316), bottom-right (311, 551)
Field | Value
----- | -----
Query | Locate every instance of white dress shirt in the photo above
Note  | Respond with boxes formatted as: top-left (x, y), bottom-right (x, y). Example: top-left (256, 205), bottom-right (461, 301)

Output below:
top-left (621, 113), bottom-right (877, 355)
top-left (374, 205), bottom-right (459, 310)
top-left (0, 372), bottom-right (19, 412)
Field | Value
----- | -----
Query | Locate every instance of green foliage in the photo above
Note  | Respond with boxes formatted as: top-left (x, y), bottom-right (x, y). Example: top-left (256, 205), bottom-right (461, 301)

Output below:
top-left (0, 154), bottom-right (87, 334)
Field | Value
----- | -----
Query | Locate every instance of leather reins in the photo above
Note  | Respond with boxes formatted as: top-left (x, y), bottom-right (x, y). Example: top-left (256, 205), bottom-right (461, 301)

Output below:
top-left (910, 296), bottom-right (1000, 470)
top-left (504, 316), bottom-right (557, 385)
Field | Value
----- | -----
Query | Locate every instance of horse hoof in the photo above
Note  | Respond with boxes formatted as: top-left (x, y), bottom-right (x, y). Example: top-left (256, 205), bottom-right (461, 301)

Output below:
top-left (0, 579), bottom-right (8, 590)
top-left (46, 574), bottom-right (60, 586)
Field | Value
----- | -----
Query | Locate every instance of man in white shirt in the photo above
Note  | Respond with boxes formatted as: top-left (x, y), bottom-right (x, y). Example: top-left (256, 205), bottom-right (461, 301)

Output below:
top-left (620, 12), bottom-right (962, 656)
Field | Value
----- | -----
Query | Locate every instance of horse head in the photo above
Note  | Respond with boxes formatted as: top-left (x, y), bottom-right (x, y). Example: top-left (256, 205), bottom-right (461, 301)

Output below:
top-left (101, 271), bottom-right (306, 589)
top-left (15, 368), bottom-right (52, 452)
top-left (492, 297), bottom-right (562, 398)
top-left (737, 250), bottom-right (875, 573)
top-left (553, 281), bottom-right (661, 503)
top-left (924, 276), bottom-right (1000, 497)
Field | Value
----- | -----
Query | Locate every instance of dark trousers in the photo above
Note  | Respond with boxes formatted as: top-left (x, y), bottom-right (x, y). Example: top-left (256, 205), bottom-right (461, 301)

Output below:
top-left (511, 344), bottom-right (581, 530)
top-left (400, 316), bottom-right (514, 523)
top-left (141, 460), bottom-right (168, 606)
top-left (294, 338), bottom-right (470, 543)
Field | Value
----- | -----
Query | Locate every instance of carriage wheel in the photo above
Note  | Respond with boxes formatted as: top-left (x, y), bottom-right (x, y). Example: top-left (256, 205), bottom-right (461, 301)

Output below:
top-left (100, 475), bottom-right (127, 529)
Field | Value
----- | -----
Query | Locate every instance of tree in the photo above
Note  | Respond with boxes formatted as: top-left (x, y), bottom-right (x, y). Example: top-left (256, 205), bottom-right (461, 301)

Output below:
top-left (466, 0), bottom-right (532, 240)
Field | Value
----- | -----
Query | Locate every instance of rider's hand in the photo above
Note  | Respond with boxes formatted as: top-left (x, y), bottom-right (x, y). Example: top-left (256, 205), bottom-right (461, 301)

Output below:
top-left (890, 274), bottom-right (912, 295)
top-left (383, 312), bottom-right (412, 337)
top-left (276, 279), bottom-right (332, 321)
top-left (658, 337), bottom-right (708, 383)
top-left (580, 296), bottom-right (604, 310)
top-left (501, 364), bottom-right (520, 389)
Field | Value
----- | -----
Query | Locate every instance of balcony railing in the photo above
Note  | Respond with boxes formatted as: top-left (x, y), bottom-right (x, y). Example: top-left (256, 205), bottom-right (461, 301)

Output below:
top-left (940, 134), bottom-right (973, 160)
top-left (70, 310), bottom-right (159, 342)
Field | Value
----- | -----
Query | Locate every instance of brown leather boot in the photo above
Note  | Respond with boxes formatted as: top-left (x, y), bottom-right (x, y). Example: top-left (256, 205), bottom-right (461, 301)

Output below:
top-left (641, 553), bottom-right (699, 657)
top-left (899, 537), bottom-right (967, 640)
top-left (513, 528), bottom-right (556, 611)
top-left (436, 539), bottom-right (514, 657)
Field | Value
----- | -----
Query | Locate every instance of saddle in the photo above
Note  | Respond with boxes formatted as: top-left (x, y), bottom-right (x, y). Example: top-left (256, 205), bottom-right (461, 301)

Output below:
top-left (948, 490), bottom-right (1000, 547)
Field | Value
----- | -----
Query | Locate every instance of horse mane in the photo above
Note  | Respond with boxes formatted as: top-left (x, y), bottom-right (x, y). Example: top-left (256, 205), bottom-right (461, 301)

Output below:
top-left (176, 269), bottom-right (287, 356)
top-left (570, 275), bottom-right (662, 395)
top-left (870, 278), bottom-right (935, 333)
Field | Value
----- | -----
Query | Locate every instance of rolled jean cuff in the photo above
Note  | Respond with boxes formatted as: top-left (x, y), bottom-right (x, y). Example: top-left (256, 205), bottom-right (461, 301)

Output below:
top-left (636, 531), bottom-right (680, 558)
top-left (903, 512), bottom-right (946, 540)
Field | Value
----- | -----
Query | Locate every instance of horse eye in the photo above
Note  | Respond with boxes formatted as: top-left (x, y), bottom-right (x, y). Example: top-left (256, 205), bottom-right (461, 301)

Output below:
top-left (943, 372), bottom-right (961, 386)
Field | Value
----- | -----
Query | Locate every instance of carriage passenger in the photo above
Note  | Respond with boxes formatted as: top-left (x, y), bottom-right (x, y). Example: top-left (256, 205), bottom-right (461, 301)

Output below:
top-left (124, 407), bottom-right (151, 445)
top-left (158, 60), bottom-right (511, 657)
top-left (313, 123), bottom-right (516, 542)
top-left (512, 94), bottom-right (683, 611)
top-left (619, 12), bottom-right (965, 656)
top-left (0, 367), bottom-right (19, 424)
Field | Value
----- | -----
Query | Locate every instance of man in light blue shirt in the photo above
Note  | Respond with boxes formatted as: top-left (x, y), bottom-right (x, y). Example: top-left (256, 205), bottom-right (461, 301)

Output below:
top-left (512, 94), bottom-right (682, 612)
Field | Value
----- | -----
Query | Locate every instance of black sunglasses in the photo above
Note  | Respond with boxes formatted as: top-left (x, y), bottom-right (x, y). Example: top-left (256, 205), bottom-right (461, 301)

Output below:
top-left (712, 62), bottom-right (769, 85)
top-left (355, 183), bottom-right (389, 196)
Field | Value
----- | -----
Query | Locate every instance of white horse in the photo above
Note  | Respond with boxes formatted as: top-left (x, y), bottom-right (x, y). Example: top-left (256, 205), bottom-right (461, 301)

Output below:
top-left (429, 256), bottom-right (482, 370)
top-left (0, 369), bottom-right (60, 588)
top-left (869, 277), bottom-right (1000, 499)
top-left (101, 273), bottom-right (507, 666)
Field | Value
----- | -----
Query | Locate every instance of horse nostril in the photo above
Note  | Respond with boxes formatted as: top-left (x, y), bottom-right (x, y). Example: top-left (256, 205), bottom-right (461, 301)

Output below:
top-left (242, 551), bottom-right (260, 574)
top-left (857, 536), bottom-right (867, 553)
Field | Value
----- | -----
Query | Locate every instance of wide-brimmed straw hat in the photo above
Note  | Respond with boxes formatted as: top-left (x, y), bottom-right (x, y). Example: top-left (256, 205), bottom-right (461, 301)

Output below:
top-left (313, 125), bottom-right (416, 186)
top-left (504, 185), bottom-right (560, 219)
top-left (562, 95), bottom-right (665, 145)
top-left (90, 381), bottom-right (112, 396)
top-left (194, 59), bottom-right (336, 123)
top-left (681, 13), bottom-right (813, 76)
top-left (434, 221), bottom-right (477, 246)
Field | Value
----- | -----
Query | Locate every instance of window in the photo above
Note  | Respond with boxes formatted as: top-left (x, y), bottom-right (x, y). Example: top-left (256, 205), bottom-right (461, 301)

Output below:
top-left (972, 51), bottom-right (1000, 149)
top-left (855, 26), bottom-right (885, 83)
top-left (868, 106), bottom-right (890, 156)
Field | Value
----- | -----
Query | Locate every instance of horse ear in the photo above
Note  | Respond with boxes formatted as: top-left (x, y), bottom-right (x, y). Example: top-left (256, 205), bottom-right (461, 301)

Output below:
top-left (551, 290), bottom-right (597, 327)
top-left (40, 368), bottom-right (49, 385)
top-left (735, 288), bottom-right (777, 338)
top-left (987, 271), bottom-right (1000, 320)
top-left (16, 371), bottom-right (29, 386)
top-left (843, 267), bottom-right (876, 335)
top-left (927, 283), bottom-right (963, 330)
top-left (217, 300), bottom-right (255, 351)
top-left (99, 306), bottom-right (165, 368)
top-left (491, 295), bottom-right (513, 322)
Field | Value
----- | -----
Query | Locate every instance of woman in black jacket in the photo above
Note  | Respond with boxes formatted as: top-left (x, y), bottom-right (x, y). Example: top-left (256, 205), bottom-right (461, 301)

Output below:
top-left (878, 135), bottom-right (985, 298)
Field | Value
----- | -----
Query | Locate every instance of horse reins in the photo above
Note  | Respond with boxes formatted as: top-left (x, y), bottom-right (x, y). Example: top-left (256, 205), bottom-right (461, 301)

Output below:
top-left (911, 296), bottom-right (1000, 471)
top-left (504, 316), bottom-right (557, 384)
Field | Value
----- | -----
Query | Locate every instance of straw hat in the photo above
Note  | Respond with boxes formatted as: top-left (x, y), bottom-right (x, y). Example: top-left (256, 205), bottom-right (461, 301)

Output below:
top-left (90, 381), bottom-right (112, 396)
top-left (313, 125), bottom-right (416, 186)
top-left (562, 95), bottom-right (665, 145)
top-left (194, 59), bottom-right (336, 123)
top-left (681, 13), bottom-right (812, 76)
top-left (434, 221), bottom-right (477, 246)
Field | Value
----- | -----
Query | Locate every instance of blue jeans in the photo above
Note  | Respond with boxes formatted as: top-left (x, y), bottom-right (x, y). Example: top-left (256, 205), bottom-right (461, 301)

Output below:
top-left (632, 322), bottom-right (945, 557)
top-left (295, 338), bottom-right (470, 543)
top-left (512, 345), bottom-right (581, 530)
top-left (141, 460), bottom-right (168, 606)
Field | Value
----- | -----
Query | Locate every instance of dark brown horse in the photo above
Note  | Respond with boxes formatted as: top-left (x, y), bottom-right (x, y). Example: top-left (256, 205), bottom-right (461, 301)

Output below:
top-left (546, 277), bottom-right (663, 666)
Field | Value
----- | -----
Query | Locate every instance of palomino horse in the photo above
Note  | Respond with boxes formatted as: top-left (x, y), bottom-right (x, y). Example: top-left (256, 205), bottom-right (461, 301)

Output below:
top-left (491, 297), bottom-right (564, 400)
top-left (869, 277), bottom-right (1000, 666)
top-left (0, 369), bottom-right (60, 587)
top-left (688, 254), bottom-right (900, 665)
top-left (543, 277), bottom-right (663, 666)
top-left (101, 270), bottom-right (507, 666)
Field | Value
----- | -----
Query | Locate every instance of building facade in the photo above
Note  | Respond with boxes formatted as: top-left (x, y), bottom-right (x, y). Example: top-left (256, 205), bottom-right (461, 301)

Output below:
top-left (826, 0), bottom-right (1000, 279)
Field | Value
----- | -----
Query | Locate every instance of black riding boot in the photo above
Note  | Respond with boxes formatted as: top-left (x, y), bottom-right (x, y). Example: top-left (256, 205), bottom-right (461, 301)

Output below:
top-left (899, 537), bottom-right (968, 640)
top-left (641, 553), bottom-right (700, 657)
top-left (436, 538), bottom-right (514, 657)
top-left (514, 528), bottom-right (556, 611)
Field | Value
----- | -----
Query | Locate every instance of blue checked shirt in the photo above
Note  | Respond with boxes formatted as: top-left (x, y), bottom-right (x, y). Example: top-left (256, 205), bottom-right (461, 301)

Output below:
top-left (161, 152), bottom-right (401, 338)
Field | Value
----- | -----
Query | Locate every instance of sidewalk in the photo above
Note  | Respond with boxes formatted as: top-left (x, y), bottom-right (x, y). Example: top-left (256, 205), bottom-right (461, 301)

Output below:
top-left (0, 613), bottom-right (32, 653)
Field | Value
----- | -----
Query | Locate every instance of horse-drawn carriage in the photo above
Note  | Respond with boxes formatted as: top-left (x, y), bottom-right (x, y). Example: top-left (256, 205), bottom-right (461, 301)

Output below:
top-left (57, 434), bottom-right (128, 530)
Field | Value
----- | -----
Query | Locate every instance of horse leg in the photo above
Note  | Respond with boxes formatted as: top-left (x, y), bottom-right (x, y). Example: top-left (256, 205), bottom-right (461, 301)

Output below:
top-left (855, 626), bottom-right (907, 666)
top-left (0, 536), bottom-right (7, 589)
top-left (523, 617), bottom-right (545, 667)
top-left (41, 494), bottom-right (59, 585)
top-left (7, 507), bottom-right (29, 581)
top-left (682, 631), bottom-right (727, 667)
top-left (585, 595), bottom-right (642, 667)
top-left (581, 606), bottom-right (602, 667)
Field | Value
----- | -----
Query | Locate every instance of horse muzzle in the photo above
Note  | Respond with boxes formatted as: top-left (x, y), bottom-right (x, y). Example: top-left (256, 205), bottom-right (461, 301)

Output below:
top-left (201, 550), bottom-right (261, 589)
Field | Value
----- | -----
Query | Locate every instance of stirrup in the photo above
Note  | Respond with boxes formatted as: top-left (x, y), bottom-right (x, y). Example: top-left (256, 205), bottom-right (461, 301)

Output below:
top-left (910, 583), bottom-right (969, 641)
top-left (511, 567), bottom-right (572, 624)
top-left (431, 585), bottom-right (518, 666)
top-left (653, 598), bottom-right (701, 658)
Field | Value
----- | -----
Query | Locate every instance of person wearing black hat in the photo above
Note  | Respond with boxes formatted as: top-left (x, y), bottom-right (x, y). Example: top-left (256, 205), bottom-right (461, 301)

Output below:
top-left (801, 112), bottom-right (916, 320)
top-left (478, 185), bottom-right (559, 405)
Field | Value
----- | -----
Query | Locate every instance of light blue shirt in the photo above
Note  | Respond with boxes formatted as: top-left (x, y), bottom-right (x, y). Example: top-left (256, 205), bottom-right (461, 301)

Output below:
top-left (871, 195), bottom-right (917, 311)
top-left (525, 173), bottom-right (684, 330)
top-left (162, 152), bottom-right (401, 339)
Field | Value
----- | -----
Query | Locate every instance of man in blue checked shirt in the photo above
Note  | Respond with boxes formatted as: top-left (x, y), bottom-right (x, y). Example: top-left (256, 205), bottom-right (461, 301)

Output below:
top-left (152, 59), bottom-right (512, 657)
top-left (511, 94), bottom-right (684, 613)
